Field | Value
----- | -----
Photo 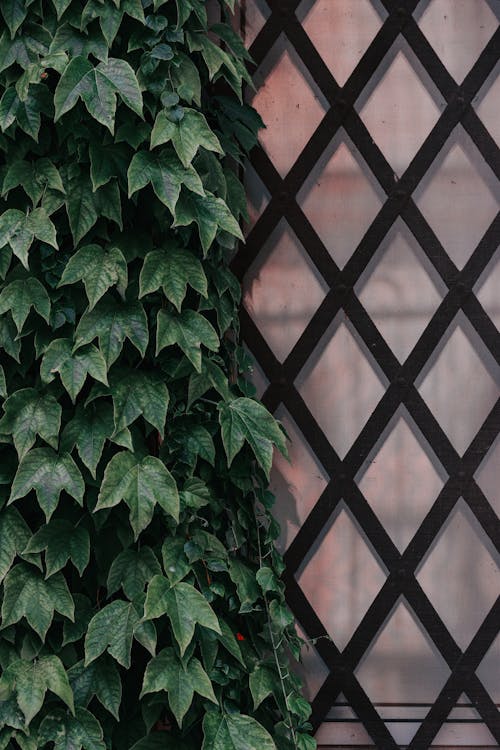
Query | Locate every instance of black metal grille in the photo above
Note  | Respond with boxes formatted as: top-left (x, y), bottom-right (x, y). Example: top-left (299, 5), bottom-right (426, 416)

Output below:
top-left (234, 0), bottom-right (500, 747)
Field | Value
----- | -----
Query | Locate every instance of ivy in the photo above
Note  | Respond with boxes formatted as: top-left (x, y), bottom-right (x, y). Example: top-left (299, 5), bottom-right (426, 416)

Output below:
top-left (0, 1), bottom-right (315, 749)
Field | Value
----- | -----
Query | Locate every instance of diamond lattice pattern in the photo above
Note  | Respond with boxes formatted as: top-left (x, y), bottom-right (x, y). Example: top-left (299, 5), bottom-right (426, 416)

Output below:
top-left (242, 0), bottom-right (500, 746)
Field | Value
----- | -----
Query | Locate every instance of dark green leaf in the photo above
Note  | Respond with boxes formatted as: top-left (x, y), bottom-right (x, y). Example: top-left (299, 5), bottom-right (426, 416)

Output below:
top-left (40, 338), bottom-right (108, 402)
top-left (38, 707), bottom-right (105, 750)
top-left (202, 712), bottom-right (276, 750)
top-left (0, 507), bottom-right (31, 583)
top-left (75, 299), bottom-right (148, 367)
top-left (85, 600), bottom-right (145, 669)
top-left (9, 448), bottom-right (84, 520)
top-left (24, 520), bottom-right (90, 577)
top-left (128, 150), bottom-right (204, 215)
top-left (58, 244), bottom-right (128, 309)
top-left (218, 397), bottom-right (288, 477)
top-left (96, 452), bottom-right (179, 537)
top-left (107, 546), bottom-right (162, 600)
top-left (144, 578), bottom-right (221, 656)
top-left (139, 247), bottom-right (207, 311)
top-left (0, 277), bottom-right (50, 332)
top-left (173, 191), bottom-right (243, 254)
top-left (1, 655), bottom-right (73, 724)
top-left (156, 309), bottom-right (219, 372)
top-left (141, 647), bottom-right (216, 726)
top-left (54, 56), bottom-right (143, 133)
top-left (151, 109), bottom-right (222, 167)
top-left (1, 563), bottom-right (74, 640)
top-left (0, 389), bottom-right (61, 460)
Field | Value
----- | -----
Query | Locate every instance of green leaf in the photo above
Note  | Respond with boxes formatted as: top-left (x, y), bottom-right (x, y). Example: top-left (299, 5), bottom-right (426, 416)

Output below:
top-left (40, 338), bottom-right (108, 402)
top-left (96, 452), bottom-right (179, 538)
top-left (144, 578), bottom-right (221, 656)
top-left (24, 520), bottom-right (90, 577)
top-left (9, 448), bottom-right (85, 520)
top-left (63, 165), bottom-right (98, 245)
top-left (85, 600), bottom-right (144, 669)
top-left (0, 507), bottom-right (31, 583)
top-left (0, 316), bottom-right (20, 362)
top-left (107, 546), bottom-right (162, 600)
top-left (268, 600), bottom-right (294, 630)
top-left (128, 150), bottom-right (204, 215)
top-left (161, 537), bottom-right (190, 585)
top-left (2, 159), bottom-right (64, 207)
top-left (0, 365), bottom-right (5, 398)
top-left (228, 559), bottom-right (260, 610)
top-left (173, 422), bottom-right (215, 467)
top-left (59, 244), bottom-right (128, 309)
top-left (218, 397), bottom-right (288, 478)
top-left (89, 142), bottom-right (129, 190)
top-left (49, 24), bottom-right (109, 62)
top-left (173, 191), bottom-right (243, 254)
top-left (202, 712), bottom-right (276, 750)
top-left (54, 56), bottom-right (143, 133)
top-left (68, 656), bottom-right (122, 719)
top-left (0, 388), bottom-right (61, 460)
top-left (0, 208), bottom-right (57, 268)
top-left (51, 0), bottom-right (73, 19)
top-left (256, 566), bottom-right (281, 594)
top-left (0, 0), bottom-right (27, 39)
top-left (0, 277), bottom-right (50, 332)
top-left (151, 109), bottom-right (222, 167)
top-left (38, 707), bottom-right (105, 750)
top-left (1, 563), bottom-right (74, 640)
top-left (60, 403), bottom-right (114, 478)
top-left (75, 298), bottom-right (148, 367)
top-left (156, 309), bottom-right (219, 372)
top-left (216, 619), bottom-right (245, 666)
top-left (139, 247), bottom-right (207, 311)
top-left (249, 665), bottom-right (278, 710)
top-left (109, 369), bottom-right (169, 436)
top-left (1, 655), bottom-right (74, 725)
top-left (141, 647), bottom-right (216, 726)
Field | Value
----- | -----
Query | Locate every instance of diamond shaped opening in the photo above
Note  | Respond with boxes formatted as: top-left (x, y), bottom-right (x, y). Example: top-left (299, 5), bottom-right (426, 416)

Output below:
top-left (243, 219), bottom-right (329, 362)
top-left (475, 249), bottom-right (500, 331)
top-left (356, 219), bottom-right (446, 362)
top-left (293, 621), bottom-right (329, 702)
top-left (356, 37), bottom-right (445, 175)
top-left (474, 435), bottom-right (500, 517)
top-left (476, 633), bottom-right (500, 703)
top-left (415, 0), bottom-right (499, 83)
top-left (432, 693), bottom-right (499, 746)
top-left (296, 0), bottom-right (387, 86)
top-left (270, 405), bottom-right (329, 553)
top-left (355, 598), bottom-right (450, 743)
top-left (473, 61), bottom-right (500, 147)
top-left (296, 501), bottom-right (387, 651)
top-left (356, 406), bottom-right (447, 552)
top-left (416, 498), bottom-right (500, 649)
top-left (416, 311), bottom-right (500, 455)
top-left (244, 0), bottom-right (271, 49)
top-left (243, 161), bottom-right (271, 237)
top-left (297, 129), bottom-right (386, 268)
top-left (296, 314), bottom-right (388, 458)
top-left (250, 35), bottom-right (328, 177)
top-left (414, 125), bottom-right (499, 269)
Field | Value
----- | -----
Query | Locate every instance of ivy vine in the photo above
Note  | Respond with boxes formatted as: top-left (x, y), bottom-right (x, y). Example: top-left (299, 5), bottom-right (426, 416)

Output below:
top-left (0, 1), bottom-right (316, 749)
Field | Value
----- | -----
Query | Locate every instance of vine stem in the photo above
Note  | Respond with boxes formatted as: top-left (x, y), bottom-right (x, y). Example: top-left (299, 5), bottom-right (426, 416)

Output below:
top-left (253, 496), bottom-right (299, 748)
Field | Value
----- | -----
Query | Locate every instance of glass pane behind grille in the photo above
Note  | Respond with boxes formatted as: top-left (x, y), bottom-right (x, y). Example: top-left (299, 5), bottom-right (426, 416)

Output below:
top-left (240, 0), bottom-right (500, 746)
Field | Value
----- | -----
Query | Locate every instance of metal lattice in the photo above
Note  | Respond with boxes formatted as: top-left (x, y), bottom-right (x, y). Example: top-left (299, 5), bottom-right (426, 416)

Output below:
top-left (233, 0), bottom-right (500, 747)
